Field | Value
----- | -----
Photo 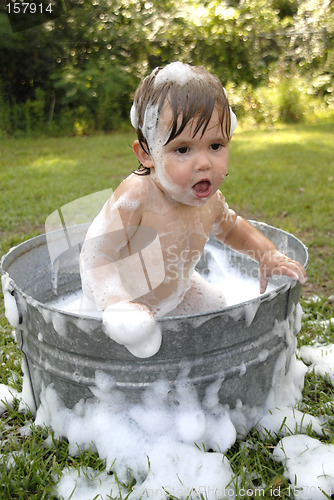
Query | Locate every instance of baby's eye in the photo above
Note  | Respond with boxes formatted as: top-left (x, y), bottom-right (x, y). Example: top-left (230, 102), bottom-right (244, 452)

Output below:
top-left (176, 146), bottom-right (189, 154)
top-left (210, 143), bottom-right (223, 151)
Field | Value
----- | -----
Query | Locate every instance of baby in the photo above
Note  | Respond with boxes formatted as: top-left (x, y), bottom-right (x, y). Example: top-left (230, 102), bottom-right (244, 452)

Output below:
top-left (80, 62), bottom-right (307, 358)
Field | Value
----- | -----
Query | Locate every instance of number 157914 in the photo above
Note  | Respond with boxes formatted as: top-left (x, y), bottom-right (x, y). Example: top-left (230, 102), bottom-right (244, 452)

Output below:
top-left (6, 2), bottom-right (54, 14)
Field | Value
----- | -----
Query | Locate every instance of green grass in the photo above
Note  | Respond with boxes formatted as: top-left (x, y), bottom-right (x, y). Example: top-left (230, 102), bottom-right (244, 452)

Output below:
top-left (0, 132), bottom-right (135, 254)
top-left (1, 122), bottom-right (333, 295)
top-left (228, 121), bottom-right (334, 297)
top-left (1, 122), bottom-right (334, 498)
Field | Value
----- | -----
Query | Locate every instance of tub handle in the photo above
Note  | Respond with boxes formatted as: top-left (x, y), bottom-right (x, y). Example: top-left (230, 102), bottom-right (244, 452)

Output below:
top-left (10, 289), bottom-right (25, 326)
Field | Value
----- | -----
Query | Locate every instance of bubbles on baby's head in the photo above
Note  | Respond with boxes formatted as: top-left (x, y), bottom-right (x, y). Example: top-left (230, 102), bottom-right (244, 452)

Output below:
top-left (154, 62), bottom-right (197, 86)
top-left (131, 63), bottom-right (195, 136)
top-left (130, 103), bottom-right (138, 129)
top-left (141, 103), bottom-right (160, 152)
top-left (130, 61), bottom-right (237, 149)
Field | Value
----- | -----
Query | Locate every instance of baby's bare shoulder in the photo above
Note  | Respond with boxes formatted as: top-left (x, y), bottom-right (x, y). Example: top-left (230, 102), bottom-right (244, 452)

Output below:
top-left (106, 174), bottom-right (163, 226)
top-left (209, 190), bottom-right (227, 216)
top-left (115, 174), bottom-right (155, 200)
top-left (112, 174), bottom-right (153, 209)
top-left (97, 174), bottom-right (150, 230)
top-left (211, 190), bottom-right (237, 237)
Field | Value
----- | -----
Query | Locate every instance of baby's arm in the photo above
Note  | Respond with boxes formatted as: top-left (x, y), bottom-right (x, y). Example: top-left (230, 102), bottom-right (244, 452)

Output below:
top-left (80, 180), bottom-right (162, 357)
top-left (80, 190), bottom-right (142, 309)
top-left (212, 197), bottom-right (307, 293)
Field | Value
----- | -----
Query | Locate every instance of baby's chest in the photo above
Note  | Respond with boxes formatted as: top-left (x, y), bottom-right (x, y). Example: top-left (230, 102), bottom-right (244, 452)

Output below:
top-left (152, 217), bottom-right (214, 270)
top-left (140, 198), bottom-right (218, 260)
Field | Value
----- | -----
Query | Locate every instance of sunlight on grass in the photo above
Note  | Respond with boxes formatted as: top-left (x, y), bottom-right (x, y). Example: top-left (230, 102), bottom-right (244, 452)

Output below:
top-left (29, 157), bottom-right (78, 171)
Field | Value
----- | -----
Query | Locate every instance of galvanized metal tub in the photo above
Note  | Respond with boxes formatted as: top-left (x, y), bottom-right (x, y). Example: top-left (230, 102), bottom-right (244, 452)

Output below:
top-left (0, 221), bottom-right (308, 414)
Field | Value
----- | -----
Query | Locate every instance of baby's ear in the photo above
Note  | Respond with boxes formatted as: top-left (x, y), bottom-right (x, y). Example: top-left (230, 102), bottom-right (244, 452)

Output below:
top-left (132, 140), bottom-right (154, 168)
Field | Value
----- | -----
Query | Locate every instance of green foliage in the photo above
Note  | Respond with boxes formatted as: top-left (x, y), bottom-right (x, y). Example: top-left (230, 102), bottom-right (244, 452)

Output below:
top-left (51, 63), bottom-right (138, 134)
top-left (0, 84), bottom-right (49, 136)
top-left (0, 81), bottom-right (11, 137)
top-left (0, 0), bottom-right (333, 136)
top-left (191, 0), bottom-right (281, 84)
top-left (277, 79), bottom-right (304, 122)
top-left (225, 72), bottom-right (333, 127)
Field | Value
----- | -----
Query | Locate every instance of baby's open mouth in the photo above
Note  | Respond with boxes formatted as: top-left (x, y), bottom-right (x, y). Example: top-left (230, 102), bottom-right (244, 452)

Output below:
top-left (192, 180), bottom-right (211, 198)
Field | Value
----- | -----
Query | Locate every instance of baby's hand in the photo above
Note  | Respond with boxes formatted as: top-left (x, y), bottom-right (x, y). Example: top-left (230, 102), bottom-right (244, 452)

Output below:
top-left (102, 302), bottom-right (162, 358)
top-left (259, 249), bottom-right (307, 294)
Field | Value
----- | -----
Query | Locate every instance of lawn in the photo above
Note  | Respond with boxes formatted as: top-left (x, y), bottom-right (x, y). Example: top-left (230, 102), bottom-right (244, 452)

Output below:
top-left (0, 122), bottom-right (334, 498)
top-left (1, 122), bottom-right (333, 296)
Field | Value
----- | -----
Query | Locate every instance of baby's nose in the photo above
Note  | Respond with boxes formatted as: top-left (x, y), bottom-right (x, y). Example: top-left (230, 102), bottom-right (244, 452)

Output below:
top-left (195, 152), bottom-right (211, 171)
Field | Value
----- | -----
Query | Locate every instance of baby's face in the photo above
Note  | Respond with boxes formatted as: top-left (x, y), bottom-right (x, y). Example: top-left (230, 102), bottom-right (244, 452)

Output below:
top-left (149, 105), bottom-right (230, 206)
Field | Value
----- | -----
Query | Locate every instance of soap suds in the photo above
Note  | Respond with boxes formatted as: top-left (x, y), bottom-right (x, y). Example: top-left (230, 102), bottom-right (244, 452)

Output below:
top-left (52, 244), bottom-right (274, 317)
top-left (56, 467), bottom-right (126, 500)
top-left (154, 62), bottom-right (198, 87)
top-left (0, 383), bottom-right (19, 415)
top-left (31, 341), bottom-right (305, 499)
top-left (34, 374), bottom-right (239, 498)
top-left (151, 62), bottom-right (237, 137)
top-left (273, 435), bottom-right (334, 500)
top-left (298, 343), bottom-right (334, 385)
top-left (30, 300), bottom-right (308, 498)
top-left (4, 284), bottom-right (334, 498)
top-left (102, 302), bottom-right (162, 358)
top-left (257, 407), bottom-right (324, 438)
top-left (3, 224), bottom-right (323, 498)
top-left (50, 243), bottom-right (277, 359)
top-left (1, 275), bottom-right (21, 329)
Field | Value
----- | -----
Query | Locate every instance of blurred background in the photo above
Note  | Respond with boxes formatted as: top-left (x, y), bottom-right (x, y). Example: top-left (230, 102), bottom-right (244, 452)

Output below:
top-left (0, 0), bottom-right (333, 137)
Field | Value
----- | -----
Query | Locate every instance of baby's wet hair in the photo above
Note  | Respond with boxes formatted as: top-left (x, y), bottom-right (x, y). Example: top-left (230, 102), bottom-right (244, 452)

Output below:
top-left (131, 63), bottom-right (235, 170)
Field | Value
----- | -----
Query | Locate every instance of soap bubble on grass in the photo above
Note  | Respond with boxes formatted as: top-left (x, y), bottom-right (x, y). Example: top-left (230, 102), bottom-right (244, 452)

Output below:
top-left (56, 467), bottom-right (127, 500)
top-left (298, 343), bottom-right (334, 389)
top-left (0, 383), bottom-right (19, 415)
top-left (273, 435), bottom-right (334, 500)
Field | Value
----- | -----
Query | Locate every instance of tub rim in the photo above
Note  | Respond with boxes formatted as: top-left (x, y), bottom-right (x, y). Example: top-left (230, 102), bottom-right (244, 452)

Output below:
top-left (0, 220), bottom-right (309, 324)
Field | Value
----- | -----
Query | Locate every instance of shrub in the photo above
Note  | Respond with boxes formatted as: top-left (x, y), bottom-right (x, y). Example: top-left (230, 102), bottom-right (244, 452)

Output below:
top-left (277, 79), bottom-right (304, 123)
top-left (51, 63), bottom-right (138, 134)
top-left (0, 80), bottom-right (12, 136)
top-left (226, 74), bottom-right (330, 127)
